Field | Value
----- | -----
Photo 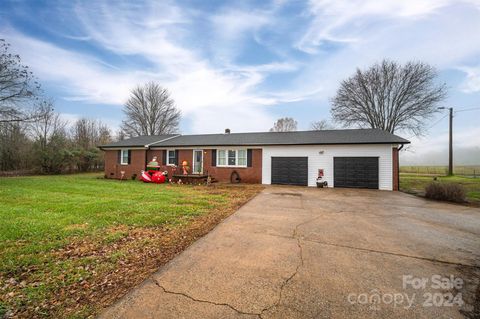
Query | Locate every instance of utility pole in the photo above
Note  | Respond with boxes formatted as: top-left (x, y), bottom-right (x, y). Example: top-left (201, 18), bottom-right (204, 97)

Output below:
top-left (448, 107), bottom-right (453, 176)
top-left (438, 107), bottom-right (453, 176)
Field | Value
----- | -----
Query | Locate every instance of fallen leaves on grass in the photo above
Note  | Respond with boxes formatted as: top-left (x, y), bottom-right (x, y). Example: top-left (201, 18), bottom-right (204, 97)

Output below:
top-left (0, 184), bottom-right (263, 318)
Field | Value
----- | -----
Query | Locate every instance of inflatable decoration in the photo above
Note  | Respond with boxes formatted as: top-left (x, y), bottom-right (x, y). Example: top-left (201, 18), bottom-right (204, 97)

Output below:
top-left (141, 156), bottom-right (167, 183)
top-left (151, 171), bottom-right (166, 184)
top-left (141, 171), bottom-right (152, 182)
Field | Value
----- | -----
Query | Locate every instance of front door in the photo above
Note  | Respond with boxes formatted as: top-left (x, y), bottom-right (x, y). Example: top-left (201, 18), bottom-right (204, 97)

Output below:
top-left (193, 150), bottom-right (203, 174)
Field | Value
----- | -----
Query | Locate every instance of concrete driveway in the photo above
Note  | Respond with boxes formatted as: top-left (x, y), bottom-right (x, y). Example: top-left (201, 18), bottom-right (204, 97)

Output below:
top-left (100, 187), bottom-right (480, 319)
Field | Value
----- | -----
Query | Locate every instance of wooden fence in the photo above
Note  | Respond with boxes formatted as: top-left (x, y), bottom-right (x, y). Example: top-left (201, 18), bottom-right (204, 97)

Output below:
top-left (400, 166), bottom-right (479, 177)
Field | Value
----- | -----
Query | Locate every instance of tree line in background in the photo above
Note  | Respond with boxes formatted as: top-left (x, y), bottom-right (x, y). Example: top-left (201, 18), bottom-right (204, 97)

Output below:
top-left (0, 39), bottom-right (183, 174)
top-left (0, 39), bottom-right (114, 174)
top-left (0, 102), bottom-right (113, 174)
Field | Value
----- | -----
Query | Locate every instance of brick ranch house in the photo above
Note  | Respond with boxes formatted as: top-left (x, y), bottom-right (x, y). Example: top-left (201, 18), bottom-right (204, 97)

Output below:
top-left (99, 129), bottom-right (410, 190)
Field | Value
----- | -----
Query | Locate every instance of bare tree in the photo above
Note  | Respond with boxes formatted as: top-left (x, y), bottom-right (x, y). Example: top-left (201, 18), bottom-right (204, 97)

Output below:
top-left (331, 60), bottom-right (447, 136)
top-left (71, 118), bottom-right (112, 149)
top-left (71, 118), bottom-right (112, 172)
top-left (114, 129), bottom-right (126, 141)
top-left (310, 120), bottom-right (333, 130)
top-left (29, 100), bottom-right (70, 173)
top-left (269, 117), bottom-right (297, 132)
top-left (0, 121), bottom-right (32, 171)
top-left (0, 39), bottom-right (42, 123)
top-left (30, 99), bottom-right (67, 148)
top-left (121, 82), bottom-right (181, 136)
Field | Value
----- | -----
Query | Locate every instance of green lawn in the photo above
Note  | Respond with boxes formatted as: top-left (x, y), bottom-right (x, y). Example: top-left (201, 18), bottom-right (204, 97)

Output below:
top-left (400, 174), bottom-right (480, 202)
top-left (0, 174), bottom-right (262, 318)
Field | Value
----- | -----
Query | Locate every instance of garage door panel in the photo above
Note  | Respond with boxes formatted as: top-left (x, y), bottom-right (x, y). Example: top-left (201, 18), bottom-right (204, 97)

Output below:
top-left (271, 157), bottom-right (308, 186)
top-left (334, 157), bottom-right (379, 189)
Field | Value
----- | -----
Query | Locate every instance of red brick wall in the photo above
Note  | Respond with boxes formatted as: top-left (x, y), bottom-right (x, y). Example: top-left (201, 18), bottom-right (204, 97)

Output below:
top-left (392, 147), bottom-right (399, 191)
top-left (146, 148), bottom-right (263, 183)
top-left (104, 148), bottom-right (263, 183)
top-left (146, 149), bottom-right (192, 177)
top-left (104, 149), bottom-right (146, 180)
top-left (203, 148), bottom-right (262, 183)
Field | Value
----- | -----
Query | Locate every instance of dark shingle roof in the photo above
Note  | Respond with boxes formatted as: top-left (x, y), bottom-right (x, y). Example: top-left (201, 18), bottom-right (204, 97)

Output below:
top-left (150, 129), bottom-right (409, 147)
top-left (99, 129), bottom-right (409, 149)
top-left (99, 134), bottom-right (177, 148)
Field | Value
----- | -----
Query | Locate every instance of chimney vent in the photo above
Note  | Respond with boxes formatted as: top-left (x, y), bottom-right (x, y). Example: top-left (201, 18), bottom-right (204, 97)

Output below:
top-left (225, 128), bottom-right (231, 134)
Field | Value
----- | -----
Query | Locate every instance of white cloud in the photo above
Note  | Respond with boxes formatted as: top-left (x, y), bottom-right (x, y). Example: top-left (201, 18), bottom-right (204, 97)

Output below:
top-left (209, 8), bottom-right (273, 62)
top-left (1, 0), bottom-right (299, 133)
top-left (296, 0), bottom-right (478, 54)
top-left (6, 29), bottom-right (139, 104)
top-left (287, 0), bottom-right (480, 105)
top-left (2, 0), bottom-right (480, 155)
top-left (459, 66), bottom-right (480, 93)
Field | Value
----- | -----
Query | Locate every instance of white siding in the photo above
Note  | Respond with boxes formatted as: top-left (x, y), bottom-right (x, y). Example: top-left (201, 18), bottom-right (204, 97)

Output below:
top-left (262, 144), bottom-right (394, 190)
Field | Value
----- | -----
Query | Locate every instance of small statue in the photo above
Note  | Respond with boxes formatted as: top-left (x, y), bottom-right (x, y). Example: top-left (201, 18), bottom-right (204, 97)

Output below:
top-left (181, 160), bottom-right (190, 175)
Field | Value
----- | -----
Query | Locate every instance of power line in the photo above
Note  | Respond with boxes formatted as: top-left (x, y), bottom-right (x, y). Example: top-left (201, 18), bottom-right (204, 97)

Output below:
top-left (406, 113), bottom-right (448, 140)
top-left (455, 107), bottom-right (480, 113)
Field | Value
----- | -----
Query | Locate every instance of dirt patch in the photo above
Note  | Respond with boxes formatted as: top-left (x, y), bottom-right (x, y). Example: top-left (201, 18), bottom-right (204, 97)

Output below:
top-left (1, 185), bottom-right (263, 318)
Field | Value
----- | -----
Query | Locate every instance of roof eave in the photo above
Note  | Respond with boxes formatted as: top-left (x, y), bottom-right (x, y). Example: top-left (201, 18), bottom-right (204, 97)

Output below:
top-left (149, 141), bottom-right (410, 148)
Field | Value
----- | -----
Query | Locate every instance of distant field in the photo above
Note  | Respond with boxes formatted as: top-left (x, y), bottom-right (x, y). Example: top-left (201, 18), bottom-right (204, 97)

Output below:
top-left (400, 165), bottom-right (480, 176)
top-left (400, 174), bottom-right (480, 203)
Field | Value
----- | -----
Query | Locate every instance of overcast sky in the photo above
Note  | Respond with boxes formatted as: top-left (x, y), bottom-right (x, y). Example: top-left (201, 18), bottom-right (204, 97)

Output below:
top-left (1, 0), bottom-right (479, 165)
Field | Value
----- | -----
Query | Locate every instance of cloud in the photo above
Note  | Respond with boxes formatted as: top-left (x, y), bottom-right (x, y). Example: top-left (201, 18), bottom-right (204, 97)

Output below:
top-left (286, 0), bottom-right (480, 105)
top-left (209, 8), bottom-right (274, 62)
top-left (5, 29), bottom-right (139, 104)
top-left (2, 0), bottom-right (480, 158)
top-left (1, 0), bottom-right (302, 133)
top-left (296, 0), bottom-right (478, 54)
top-left (459, 66), bottom-right (480, 93)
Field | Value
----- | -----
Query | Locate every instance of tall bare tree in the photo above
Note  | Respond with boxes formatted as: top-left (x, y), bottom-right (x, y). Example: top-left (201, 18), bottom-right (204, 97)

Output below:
top-left (71, 118), bottom-right (111, 149)
top-left (30, 100), bottom-right (69, 173)
top-left (30, 100), bottom-right (66, 148)
top-left (331, 60), bottom-right (447, 136)
top-left (269, 117), bottom-right (297, 132)
top-left (121, 82), bottom-right (180, 136)
top-left (0, 39), bottom-right (42, 123)
top-left (310, 120), bottom-right (333, 130)
top-left (71, 118), bottom-right (112, 171)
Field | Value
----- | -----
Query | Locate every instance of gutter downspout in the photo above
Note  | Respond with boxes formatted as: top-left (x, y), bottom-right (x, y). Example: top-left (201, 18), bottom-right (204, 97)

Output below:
top-left (143, 134), bottom-right (182, 170)
top-left (397, 144), bottom-right (404, 191)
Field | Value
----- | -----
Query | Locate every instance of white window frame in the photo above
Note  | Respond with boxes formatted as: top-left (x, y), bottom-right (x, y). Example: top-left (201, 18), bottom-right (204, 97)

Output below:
top-left (120, 149), bottom-right (129, 165)
top-left (166, 149), bottom-right (176, 166)
top-left (216, 148), bottom-right (247, 168)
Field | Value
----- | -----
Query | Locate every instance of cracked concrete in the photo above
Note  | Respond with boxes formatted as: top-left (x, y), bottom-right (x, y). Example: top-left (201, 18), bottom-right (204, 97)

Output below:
top-left (99, 187), bottom-right (480, 319)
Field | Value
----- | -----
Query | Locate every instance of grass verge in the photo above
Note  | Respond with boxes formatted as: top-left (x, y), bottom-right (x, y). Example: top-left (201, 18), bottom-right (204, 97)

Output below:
top-left (400, 174), bottom-right (480, 204)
